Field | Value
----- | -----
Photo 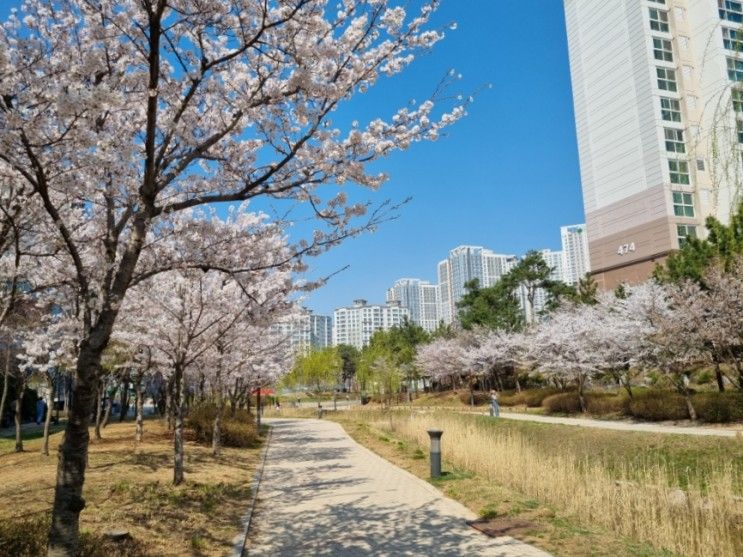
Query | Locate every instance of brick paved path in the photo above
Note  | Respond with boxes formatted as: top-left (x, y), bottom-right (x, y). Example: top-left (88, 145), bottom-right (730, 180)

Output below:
top-left (245, 418), bottom-right (551, 557)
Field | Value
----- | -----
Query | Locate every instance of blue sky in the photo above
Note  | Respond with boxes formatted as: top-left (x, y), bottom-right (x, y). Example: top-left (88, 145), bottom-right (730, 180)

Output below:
top-left (1, 1), bottom-right (583, 317)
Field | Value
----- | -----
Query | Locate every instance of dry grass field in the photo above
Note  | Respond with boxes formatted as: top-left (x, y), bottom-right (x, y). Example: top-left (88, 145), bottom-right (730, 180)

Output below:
top-left (329, 408), bottom-right (743, 557)
top-left (0, 419), bottom-right (262, 556)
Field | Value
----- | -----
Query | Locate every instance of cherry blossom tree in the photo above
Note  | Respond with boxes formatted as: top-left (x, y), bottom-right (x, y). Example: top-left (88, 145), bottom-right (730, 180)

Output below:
top-left (1, 2), bottom-right (464, 549)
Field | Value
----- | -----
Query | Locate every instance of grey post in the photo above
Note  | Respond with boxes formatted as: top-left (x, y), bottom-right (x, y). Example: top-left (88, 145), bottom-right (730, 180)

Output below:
top-left (427, 429), bottom-right (443, 478)
top-left (317, 403), bottom-right (323, 419)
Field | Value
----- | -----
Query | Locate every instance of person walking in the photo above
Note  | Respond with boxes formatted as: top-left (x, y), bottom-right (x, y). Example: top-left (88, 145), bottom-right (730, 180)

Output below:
top-left (489, 390), bottom-right (500, 418)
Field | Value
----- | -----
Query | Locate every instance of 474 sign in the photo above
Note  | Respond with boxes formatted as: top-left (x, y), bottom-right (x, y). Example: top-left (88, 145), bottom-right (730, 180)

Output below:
top-left (617, 242), bottom-right (636, 256)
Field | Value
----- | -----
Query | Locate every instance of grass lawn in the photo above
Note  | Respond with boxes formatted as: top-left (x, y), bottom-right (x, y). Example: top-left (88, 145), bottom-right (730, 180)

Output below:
top-left (0, 419), bottom-right (263, 556)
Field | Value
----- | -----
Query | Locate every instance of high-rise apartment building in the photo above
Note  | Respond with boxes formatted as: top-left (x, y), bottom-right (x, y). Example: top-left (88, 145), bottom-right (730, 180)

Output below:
top-left (560, 224), bottom-right (590, 285)
top-left (564, 0), bottom-right (741, 288)
top-left (271, 309), bottom-right (333, 355)
top-left (332, 299), bottom-right (410, 349)
top-left (386, 278), bottom-right (441, 332)
top-left (437, 246), bottom-right (517, 324)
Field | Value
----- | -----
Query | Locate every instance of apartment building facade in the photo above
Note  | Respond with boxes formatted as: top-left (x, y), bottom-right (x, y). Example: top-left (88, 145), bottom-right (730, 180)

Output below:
top-left (565, 0), bottom-right (741, 288)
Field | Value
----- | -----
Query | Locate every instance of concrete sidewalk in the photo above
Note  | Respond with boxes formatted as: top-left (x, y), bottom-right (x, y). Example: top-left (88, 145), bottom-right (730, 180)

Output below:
top-left (245, 418), bottom-right (550, 557)
top-left (484, 411), bottom-right (743, 438)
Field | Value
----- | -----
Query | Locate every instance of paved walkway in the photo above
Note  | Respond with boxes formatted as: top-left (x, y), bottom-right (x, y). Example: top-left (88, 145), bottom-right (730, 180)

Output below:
top-left (485, 411), bottom-right (743, 438)
top-left (246, 418), bottom-right (550, 557)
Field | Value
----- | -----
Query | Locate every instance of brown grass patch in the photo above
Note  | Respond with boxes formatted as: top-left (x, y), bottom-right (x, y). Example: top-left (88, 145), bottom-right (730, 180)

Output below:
top-left (0, 419), bottom-right (262, 556)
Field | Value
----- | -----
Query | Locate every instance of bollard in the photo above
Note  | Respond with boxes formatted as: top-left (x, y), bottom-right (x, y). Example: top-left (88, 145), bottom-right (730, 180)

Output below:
top-left (427, 429), bottom-right (443, 478)
top-left (317, 404), bottom-right (324, 419)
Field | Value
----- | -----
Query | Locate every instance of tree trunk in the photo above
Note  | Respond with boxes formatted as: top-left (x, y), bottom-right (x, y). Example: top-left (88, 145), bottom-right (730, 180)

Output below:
top-left (118, 376), bottom-right (130, 422)
top-left (166, 376), bottom-right (175, 431)
top-left (714, 360), bottom-right (725, 392)
top-left (256, 388), bottom-right (261, 429)
top-left (42, 375), bottom-right (54, 456)
top-left (684, 390), bottom-right (697, 421)
top-left (135, 378), bottom-right (144, 444)
top-left (101, 388), bottom-right (113, 429)
top-left (173, 364), bottom-right (186, 485)
top-left (577, 376), bottom-right (587, 413)
top-left (212, 367), bottom-right (223, 457)
top-left (94, 385), bottom-right (103, 440)
top-left (14, 376), bottom-right (25, 452)
top-left (48, 343), bottom-right (102, 555)
top-left (0, 349), bottom-right (10, 427)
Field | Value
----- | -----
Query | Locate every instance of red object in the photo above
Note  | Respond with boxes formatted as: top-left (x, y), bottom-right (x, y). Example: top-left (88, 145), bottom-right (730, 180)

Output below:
top-left (252, 388), bottom-right (275, 396)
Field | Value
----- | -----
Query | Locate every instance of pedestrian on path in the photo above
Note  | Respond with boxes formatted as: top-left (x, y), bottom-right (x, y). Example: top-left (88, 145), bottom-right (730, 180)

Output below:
top-left (489, 390), bottom-right (500, 418)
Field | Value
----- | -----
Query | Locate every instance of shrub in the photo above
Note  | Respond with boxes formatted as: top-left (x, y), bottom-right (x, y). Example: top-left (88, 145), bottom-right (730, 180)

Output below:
top-left (500, 388), bottom-right (564, 407)
top-left (627, 390), bottom-right (689, 421)
top-left (0, 514), bottom-right (47, 557)
top-left (542, 392), bottom-right (583, 414)
top-left (188, 404), bottom-right (259, 448)
top-left (694, 392), bottom-right (743, 423)
top-left (585, 392), bottom-right (629, 416)
top-left (457, 391), bottom-right (490, 406)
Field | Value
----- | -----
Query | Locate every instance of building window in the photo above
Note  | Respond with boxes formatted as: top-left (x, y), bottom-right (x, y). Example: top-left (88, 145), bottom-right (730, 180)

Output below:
top-left (737, 120), bottom-right (743, 143)
top-left (649, 8), bottom-right (670, 32)
top-left (653, 37), bottom-right (674, 61)
top-left (664, 128), bottom-right (685, 153)
top-left (720, 0), bottom-right (743, 23)
top-left (668, 159), bottom-right (690, 184)
top-left (727, 57), bottom-right (743, 81)
top-left (697, 159), bottom-right (705, 171)
top-left (660, 97), bottom-right (682, 121)
top-left (649, 0), bottom-right (665, 3)
top-left (677, 224), bottom-right (697, 246)
top-left (672, 191), bottom-right (695, 217)
top-left (733, 89), bottom-right (743, 113)
top-left (723, 27), bottom-right (743, 52)
top-left (657, 67), bottom-right (677, 91)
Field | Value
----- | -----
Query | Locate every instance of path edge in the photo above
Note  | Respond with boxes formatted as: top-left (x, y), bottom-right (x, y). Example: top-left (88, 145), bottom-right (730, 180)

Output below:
top-left (232, 424), bottom-right (273, 557)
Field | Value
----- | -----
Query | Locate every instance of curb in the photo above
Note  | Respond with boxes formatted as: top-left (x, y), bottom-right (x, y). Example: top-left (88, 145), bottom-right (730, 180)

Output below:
top-left (233, 424), bottom-right (273, 557)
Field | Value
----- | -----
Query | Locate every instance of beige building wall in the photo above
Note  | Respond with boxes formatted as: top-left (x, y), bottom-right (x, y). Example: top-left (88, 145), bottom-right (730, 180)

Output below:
top-left (565, 0), bottom-right (742, 288)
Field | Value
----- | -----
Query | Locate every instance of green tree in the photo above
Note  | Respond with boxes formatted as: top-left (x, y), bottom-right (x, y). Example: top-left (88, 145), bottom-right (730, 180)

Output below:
top-left (655, 202), bottom-right (743, 284)
top-left (335, 344), bottom-right (360, 389)
top-left (457, 278), bottom-right (524, 332)
top-left (283, 347), bottom-right (342, 403)
top-left (577, 274), bottom-right (599, 305)
top-left (510, 250), bottom-right (554, 322)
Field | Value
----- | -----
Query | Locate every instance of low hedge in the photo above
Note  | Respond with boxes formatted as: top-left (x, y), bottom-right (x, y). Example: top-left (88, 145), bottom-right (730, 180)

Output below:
top-left (500, 388), bottom-right (565, 407)
top-left (457, 391), bottom-right (490, 406)
top-left (188, 404), bottom-right (259, 448)
top-left (626, 390), bottom-right (690, 421)
top-left (694, 392), bottom-right (743, 423)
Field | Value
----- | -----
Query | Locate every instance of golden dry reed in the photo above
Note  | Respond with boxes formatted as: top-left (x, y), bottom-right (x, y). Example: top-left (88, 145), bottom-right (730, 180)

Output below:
top-left (361, 409), bottom-right (742, 557)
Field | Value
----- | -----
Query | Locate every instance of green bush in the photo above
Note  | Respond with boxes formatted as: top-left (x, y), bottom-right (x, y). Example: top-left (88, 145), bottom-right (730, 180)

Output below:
top-left (0, 514), bottom-right (47, 557)
top-left (188, 403), bottom-right (259, 448)
top-left (457, 391), bottom-right (490, 406)
top-left (585, 392), bottom-right (629, 416)
top-left (627, 390), bottom-right (689, 421)
top-left (500, 388), bottom-right (565, 407)
top-left (694, 392), bottom-right (743, 423)
top-left (542, 392), bottom-right (583, 414)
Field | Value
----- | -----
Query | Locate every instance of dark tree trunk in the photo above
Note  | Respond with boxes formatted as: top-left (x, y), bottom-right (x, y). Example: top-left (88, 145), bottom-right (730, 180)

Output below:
top-left (0, 349), bottom-right (10, 427)
top-left (212, 363), bottom-right (223, 457)
top-left (166, 376), bottom-right (175, 431)
top-left (14, 376), bottom-right (25, 452)
top-left (94, 385), bottom-right (103, 440)
top-left (256, 388), bottom-right (261, 429)
top-left (118, 373), bottom-right (130, 422)
top-left (101, 387), bottom-right (113, 429)
top-left (135, 377), bottom-right (144, 444)
top-left (577, 376), bottom-right (587, 413)
top-left (714, 360), bottom-right (725, 392)
top-left (48, 344), bottom-right (103, 555)
top-left (42, 374), bottom-right (54, 456)
top-left (173, 365), bottom-right (185, 485)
